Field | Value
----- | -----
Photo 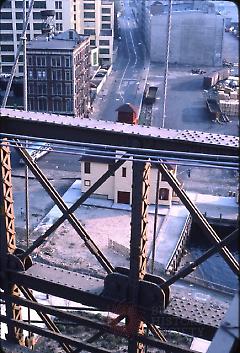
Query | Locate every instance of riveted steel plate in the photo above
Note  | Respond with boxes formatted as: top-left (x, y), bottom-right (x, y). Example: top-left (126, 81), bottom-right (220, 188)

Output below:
top-left (8, 263), bottom-right (228, 333)
top-left (0, 108), bottom-right (238, 150)
top-left (165, 295), bottom-right (228, 328)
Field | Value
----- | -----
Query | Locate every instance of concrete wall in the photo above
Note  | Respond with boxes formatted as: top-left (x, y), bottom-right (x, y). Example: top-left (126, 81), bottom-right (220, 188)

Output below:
top-left (150, 11), bottom-right (225, 66)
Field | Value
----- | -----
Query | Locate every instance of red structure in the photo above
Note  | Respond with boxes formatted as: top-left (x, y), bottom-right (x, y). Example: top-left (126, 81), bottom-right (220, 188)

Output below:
top-left (116, 103), bottom-right (138, 124)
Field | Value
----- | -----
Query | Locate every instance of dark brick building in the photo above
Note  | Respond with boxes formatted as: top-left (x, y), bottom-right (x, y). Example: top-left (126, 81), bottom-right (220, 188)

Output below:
top-left (27, 29), bottom-right (90, 117)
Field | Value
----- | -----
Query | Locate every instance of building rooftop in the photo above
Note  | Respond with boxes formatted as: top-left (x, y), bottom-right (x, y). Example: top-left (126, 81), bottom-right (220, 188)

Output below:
top-left (116, 103), bottom-right (138, 113)
top-left (27, 29), bottom-right (89, 51)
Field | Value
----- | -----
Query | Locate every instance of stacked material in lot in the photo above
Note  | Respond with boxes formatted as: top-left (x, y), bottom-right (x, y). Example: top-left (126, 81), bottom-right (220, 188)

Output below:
top-left (219, 100), bottom-right (239, 116)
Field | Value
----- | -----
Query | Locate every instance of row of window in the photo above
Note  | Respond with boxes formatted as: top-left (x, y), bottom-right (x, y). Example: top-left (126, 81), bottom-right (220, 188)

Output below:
top-left (28, 69), bottom-right (73, 81)
top-left (27, 56), bottom-right (71, 67)
top-left (28, 82), bottom-right (72, 96)
top-left (28, 97), bottom-right (73, 113)
top-left (1, 1), bottom-right (47, 9)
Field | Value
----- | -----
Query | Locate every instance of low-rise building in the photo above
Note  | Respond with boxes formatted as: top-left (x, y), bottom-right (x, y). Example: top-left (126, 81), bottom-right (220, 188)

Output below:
top-left (81, 152), bottom-right (180, 206)
top-left (27, 29), bottom-right (90, 116)
top-left (144, 1), bottom-right (225, 66)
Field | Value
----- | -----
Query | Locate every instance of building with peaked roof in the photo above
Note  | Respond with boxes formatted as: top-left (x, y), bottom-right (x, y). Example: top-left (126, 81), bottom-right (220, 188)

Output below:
top-left (27, 29), bottom-right (90, 117)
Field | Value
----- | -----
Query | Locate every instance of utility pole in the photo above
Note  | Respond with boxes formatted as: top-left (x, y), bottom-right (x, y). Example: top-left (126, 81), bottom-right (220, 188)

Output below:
top-left (162, 0), bottom-right (173, 128)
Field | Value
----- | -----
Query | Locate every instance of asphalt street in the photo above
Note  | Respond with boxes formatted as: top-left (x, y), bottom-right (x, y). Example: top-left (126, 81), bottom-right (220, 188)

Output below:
top-left (91, 0), bottom-right (148, 121)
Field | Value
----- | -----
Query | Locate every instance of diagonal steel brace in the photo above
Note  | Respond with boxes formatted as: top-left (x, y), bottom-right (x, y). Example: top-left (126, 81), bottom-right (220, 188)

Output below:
top-left (22, 154), bottom-right (129, 259)
top-left (158, 163), bottom-right (239, 275)
top-left (14, 141), bottom-right (114, 274)
top-left (19, 286), bottom-right (73, 353)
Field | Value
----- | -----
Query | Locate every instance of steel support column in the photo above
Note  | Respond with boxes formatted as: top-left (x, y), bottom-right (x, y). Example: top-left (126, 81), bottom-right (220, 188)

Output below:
top-left (128, 161), bottom-right (150, 353)
top-left (0, 140), bottom-right (23, 344)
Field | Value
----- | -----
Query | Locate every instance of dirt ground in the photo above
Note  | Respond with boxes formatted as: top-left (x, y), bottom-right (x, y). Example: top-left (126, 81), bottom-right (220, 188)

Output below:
top-left (30, 206), bottom-right (164, 278)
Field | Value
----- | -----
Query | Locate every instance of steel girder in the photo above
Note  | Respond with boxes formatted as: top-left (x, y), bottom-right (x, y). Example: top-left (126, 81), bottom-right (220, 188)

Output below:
top-left (0, 140), bottom-right (23, 344)
top-left (0, 108), bottom-right (238, 156)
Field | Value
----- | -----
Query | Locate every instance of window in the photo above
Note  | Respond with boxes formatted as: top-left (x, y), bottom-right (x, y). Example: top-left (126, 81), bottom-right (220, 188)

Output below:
top-left (51, 56), bottom-right (61, 67)
top-left (92, 52), bottom-right (98, 66)
top-left (65, 57), bottom-right (71, 67)
top-left (2, 1), bottom-right (11, 8)
top-left (28, 70), bottom-right (33, 79)
top-left (122, 167), bottom-right (126, 177)
top-left (52, 69), bottom-right (62, 80)
top-left (15, 1), bottom-right (29, 8)
top-left (65, 98), bottom-right (72, 112)
top-left (65, 83), bottom-right (72, 95)
top-left (2, 66), bottom-right (12, 73)
top-left (37, 70), bottom-right (46, 80)
top-left (56, 12), bottom-right (62, 20)
top-left (65, 70), bottom-right (71, 80)
top-left (16, 12), bottom-right (23, 19)
top-left (90, 39), bottom-right (96, 46)
top-left (84, 12), bottom-right (95, 19)
top-left (73, 5), bottom-right (76, 11)
top-left (0, 23), bottom-right (13, 30)
top-left (1, 55), bottom-right (14, 62)
top-left (159, 188), bottom-right (170, 201)
top-left (84, 29), bottom-right (95, 35)
top-left (102, 16), bottom-right (111, 22)
top-left (28, 83), bottom-right (34, 95)
top-left (99, 48), bottom-right (109, 55)
top-left (0, 33), bottom-right (13, 41)
top-left (84, 3), bottom-right (95, 10)
top-left (84, 180), bottom-right (91, 187)
top-left (0, 44), bottom-right (14, 51)
top-left (38, 83), bottom-right (47, 95)
top-left (99, 40), bottom-right (109, 46)
top-left (0, 12), bottom-right (12, 19)
top-left (56, 23), bottom-right (63, 31)
top-left (55, 1), bottom-right (62, 9)
top-left (56, 83), bottom-right (62, 95)
top-left (102, 8), bottom-right (111, 14)
top-left (27, 56), bottom-right (33, 66)
top-left (53, 98), bottom-right (62, 112)
top-left (36, 56), bottom-right (46, 66)
top-left (33, 23), bottom-right (42, 30)
top-left (84, 162), bottom-right (91, 174)
top-left (33, 12), bottom-right (42, 19)
top-left (102, 23), bottom-right (111, 29)
top-left (33, 1), bottom-right (46, 9)
top-left (38, 97), bottom-right (47, 111)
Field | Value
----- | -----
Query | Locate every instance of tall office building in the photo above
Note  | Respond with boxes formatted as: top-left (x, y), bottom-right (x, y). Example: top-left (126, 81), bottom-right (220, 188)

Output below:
top-left (0, 0), bottom-right (114, 77)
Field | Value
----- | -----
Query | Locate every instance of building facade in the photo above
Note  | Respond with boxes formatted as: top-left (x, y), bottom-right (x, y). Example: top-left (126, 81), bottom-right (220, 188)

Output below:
top-left (27, 29), bottom-right (90, 116)
top-left (144, 1), bottom-right (225, 66)
top-left (81, 153), bottom-right (180, 206)
top-left (0, 0), bottom-right (114, 76)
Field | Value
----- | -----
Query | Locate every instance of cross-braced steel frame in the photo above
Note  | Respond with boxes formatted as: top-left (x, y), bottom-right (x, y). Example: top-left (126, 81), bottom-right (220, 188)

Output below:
top-left (0, 109), bottom-right (239, 353)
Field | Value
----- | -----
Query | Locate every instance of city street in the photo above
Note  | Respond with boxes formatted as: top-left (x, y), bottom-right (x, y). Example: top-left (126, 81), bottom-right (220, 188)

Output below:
top-left (91, 0), bottom-right (148, 121)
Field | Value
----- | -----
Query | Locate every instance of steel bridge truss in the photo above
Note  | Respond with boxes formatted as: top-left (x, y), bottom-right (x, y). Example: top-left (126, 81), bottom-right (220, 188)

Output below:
top-left (0, 109), bottom-right (239, 353)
